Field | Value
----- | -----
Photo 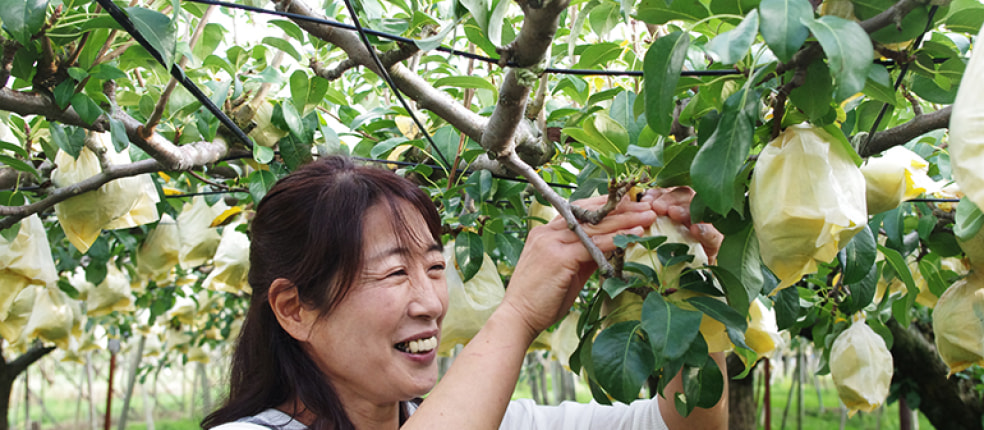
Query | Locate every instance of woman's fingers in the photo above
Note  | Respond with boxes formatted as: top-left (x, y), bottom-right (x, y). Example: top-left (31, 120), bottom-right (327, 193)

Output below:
top-left (691, 223), bottom-right (724, 263)
top-left (642, 186), bottom-right (696, 223)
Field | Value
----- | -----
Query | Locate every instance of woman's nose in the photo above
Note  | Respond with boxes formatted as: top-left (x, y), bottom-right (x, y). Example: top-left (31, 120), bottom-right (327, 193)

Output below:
top-left (408, 274), bottom-right (447, 320)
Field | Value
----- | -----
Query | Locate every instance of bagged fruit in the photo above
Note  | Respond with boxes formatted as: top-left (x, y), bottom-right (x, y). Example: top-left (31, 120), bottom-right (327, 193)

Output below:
top-left (861, 146), bottom-right (938, 214)
top-left (0, 285), bottom-right (39, 342)
top-left (22, 285), bottom-right (82, 350)
top-left (137, 214), bottom-right (181, 283)
top-left (177, 196), bottom-right (228, 268)
top-left (933, 270), bottom-right (984, 375)
top-left (745, 298), bottom-right (784, 360)
top-left (750, 124), bottom-right (867, 292)
top-left (85, 262), bottom-right (135, 317)
top-left (830, 313), bottom-right (893, 415)
top-left (623, 216), bottom-right (709, 290)
top-left (949, 25), bottom-right (984, 213)
top-left (52, 132), bottom-right (159, 253)
top-left (438, 243), bottom-right (505, 355)
top-left (0, 214), bottom-right (58, 319)
top-left (204, 220), bottom-right (251, 295)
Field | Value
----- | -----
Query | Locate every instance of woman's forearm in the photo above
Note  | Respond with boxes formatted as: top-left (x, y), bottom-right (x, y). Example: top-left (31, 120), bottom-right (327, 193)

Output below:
top-left (404, 303), bottom-right (536, 429)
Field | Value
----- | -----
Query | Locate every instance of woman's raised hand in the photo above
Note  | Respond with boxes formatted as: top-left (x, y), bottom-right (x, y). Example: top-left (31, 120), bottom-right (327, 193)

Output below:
top-left (501, 195), bottom-right (657, 337)
top-left (639, 187), bottom-right (724, 262)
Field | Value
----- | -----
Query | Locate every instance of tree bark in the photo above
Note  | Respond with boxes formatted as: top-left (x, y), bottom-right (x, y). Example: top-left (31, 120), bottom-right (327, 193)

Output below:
top-left (728, 354), bottom-right (756, 430)
top-left (888, 319), bottom-right (983, 429)
top-left (0, 343), bottom-right (56, 430)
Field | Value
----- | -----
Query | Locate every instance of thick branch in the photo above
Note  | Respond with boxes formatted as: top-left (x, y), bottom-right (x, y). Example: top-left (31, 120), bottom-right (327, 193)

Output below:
top-left (0, 158), bottom-right (161, 229)
top-left (497, 0), bottom-right (571, 68)
top-left (501, 152), bottom-right (614, 275)
top-left (0, 88), bottom-right (228, 170)
top-left (278, 0), bottom-right (550, 170)
top-left (6, 343), bottom-right (56, 378)
top-left (858, 106), bottom-right (950, 157)
top-left (483, 69), bottom-right (532, 155)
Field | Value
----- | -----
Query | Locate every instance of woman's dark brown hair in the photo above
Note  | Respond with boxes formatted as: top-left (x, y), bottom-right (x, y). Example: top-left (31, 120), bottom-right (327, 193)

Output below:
top-left (201, 156), bottom-right (442, 430)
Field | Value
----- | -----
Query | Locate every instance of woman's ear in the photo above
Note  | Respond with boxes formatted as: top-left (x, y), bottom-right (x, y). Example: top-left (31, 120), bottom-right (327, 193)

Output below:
top-left (268, 278), bottom-right (315, 341)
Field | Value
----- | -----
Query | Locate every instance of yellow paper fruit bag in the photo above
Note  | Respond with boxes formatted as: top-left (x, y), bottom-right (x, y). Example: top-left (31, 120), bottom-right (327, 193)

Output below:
top-left (51, 132), bottom-right (160, 253)
top-left (549, 310), bottom-right (581, 369)
top-left (0, 214), bottom-right (58, 319)
top-left (949, 25), bottom-right (984, 213)
top-left (861, 146), bottom-right (939, 214)
top-left (137, 214), bottom-right (180, 283)
top-left (86, 262), bottom-right (135, 317)
top-left (750, 124), bottom-right (867, 292)
top-left (745, 298), bottom-right (784, 360)
top-left (203, 221), bottom-right (251, 295)
top-left (0, 285), bottom-right (39, 342)
top-left (22, 285), bottom-right (82, 350)
top-left (830, 314), bottom-right (893, 415)
top-left (933, 270), bottom-right (984, 375)
top-left (177, 196), bottom-right (229, 268)
top-left (438, 243), bottom-right (505, 355)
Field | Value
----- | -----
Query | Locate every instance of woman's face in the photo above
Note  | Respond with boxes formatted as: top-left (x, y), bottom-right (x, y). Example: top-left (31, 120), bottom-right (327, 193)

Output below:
top-left (303, 200), bottom-right (448, 409)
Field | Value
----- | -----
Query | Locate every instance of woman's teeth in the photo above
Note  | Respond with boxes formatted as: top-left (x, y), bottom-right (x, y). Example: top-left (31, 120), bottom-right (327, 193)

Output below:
top-left (396, 336), bottom-right (437, 354)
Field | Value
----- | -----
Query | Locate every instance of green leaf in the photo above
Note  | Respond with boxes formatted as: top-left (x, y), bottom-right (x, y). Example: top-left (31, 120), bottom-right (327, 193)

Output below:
top-left (878, 245), bottom-right (917, 325)
top-left (278, 101), bottom-right (305, 140)
top-left (433, 76), bottom-right (498, 93)
top-left (455, 231), bottom-right (484, 282)
top-left (370, 136), bottom-right (409, 160)
top-left (48, 123), bottom-right (83, 159)
top-left (0, 154), bottom-right (39, 179)
top-left (70, 93), bottom-right (103, 126)
top-left (248, 170), bottom-right (277, 203)
top-left (415, 18), bottom-right (460, 51)
top-left (641, 293), bottom-right (703, 360)
top-left (644, 32), bottom-right (690, 136)
top-left (656, 144), bottom-right (698, 187)
top-left (278, 134), bottom-right (313, 172)
top-left (773, 285), bottom-right (799, 330)
top-left (252, 144), bottom-right (274, 164)
top-left (789, 60), bottom-right (833, 121)
top-left (289, 70), bottom-right (311, 116)
top-left (681, 358), bottom-right (724, 411)
top-left (0, 0), bottom-right (47, 45)
top-left (802, 16), bottom-right (873, 102)
top-left (126, 7), bottom-right (177, 69)
top-left (53, 80), bottom-right (75, 111)
top-left (918, 258), bottom-right (948, 299)
top-left (840, 263), bottom-right (878, 316)
top-left (263, 36), bottom-right (302, 62)
top-left (575, 42), bottom-right (624, 70)
top-left (955, 198), bottom-right (984, 241)
top-left (716, 224), bottom-right (764, 305)
top-left (635, 0), bottom-right (710, 25)
top-left (705, 10), bottom-right (759, 65)
top-left (459, 0), bottom-right (511, 46)
top-left (821, 124), bottom-right (862, 166)
top-left (108, 117), bottom-right (129, 153)
top-left (591, 321), bottom-right (655, 403)
top-left (838, 224), bottom-right (876, 284)
top-left (495, 233), bottom-right (524, 267)
top-left (687, 296), bottom-right (748, 332)
top-left (757, 0), bottom-right (811, 63)
top-left (563, 113), bottom-right (630, 156)
top-left (690, 88), bottom-right (759, 214)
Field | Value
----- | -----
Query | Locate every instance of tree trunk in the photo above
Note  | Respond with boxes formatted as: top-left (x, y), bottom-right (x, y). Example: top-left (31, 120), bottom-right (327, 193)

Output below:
top-left (117, 336), bottom-right (145, 430)
top-left (0, 343), bottom-right (55, 430)
top-left (728, 354), bottom-right (756, 430)
top-left (888, 320), bottom-right (983, 429)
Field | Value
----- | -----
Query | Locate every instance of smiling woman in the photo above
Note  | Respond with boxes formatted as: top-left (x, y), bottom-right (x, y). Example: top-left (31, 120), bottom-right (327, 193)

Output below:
top-left (200, 156), bottom-right (725, 430)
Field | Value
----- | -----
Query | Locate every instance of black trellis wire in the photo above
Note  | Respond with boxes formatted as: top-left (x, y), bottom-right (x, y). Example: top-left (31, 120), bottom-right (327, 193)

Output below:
top-left (96, 0), bottom-right (255, 149)
top-left (338, 0), bottom-right (453, 169)
top-left (184, 0), bottom-right (936, 78)
top-left (183, 0), bottom-right (743, 77)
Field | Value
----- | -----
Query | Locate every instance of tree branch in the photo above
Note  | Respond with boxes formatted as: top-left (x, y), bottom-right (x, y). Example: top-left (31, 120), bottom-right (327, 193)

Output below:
top-left (144, 4), bottom-right (218, 138)
top-left (859, 0), bottom-right (930, 34)
top-left (496, 0), bottom-right (571, 68)
top-left (6, 343), bottom-right (56, 378)
top-left (0, 158), bottom-right (161, 229)
top-left (501, 151), bottom-right (614, 276)
top-left (858, 106), bottom-right (950, 157)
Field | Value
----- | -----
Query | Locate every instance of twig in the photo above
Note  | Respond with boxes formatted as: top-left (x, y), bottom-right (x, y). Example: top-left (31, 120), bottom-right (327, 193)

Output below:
top-left (0, 39), bottom-right (20, 88)
top-left (501, 151), bottom-right (614, 276)
top-left (859, 106), bottom-right (950, 157)
top-left (571, 179), bottom-right (635, 224)
top-left (448, 44), bottom-right (478, 188)
top-left (144, 4), bottom-right (218, 138)
top-left (771, 67), bottom-right (807, 140)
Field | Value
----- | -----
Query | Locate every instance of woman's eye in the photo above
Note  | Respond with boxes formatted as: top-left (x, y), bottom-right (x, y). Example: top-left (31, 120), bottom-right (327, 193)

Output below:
top-left (387, 269), bottom-right (408, 278)
top-left (429, 263), bottom-right (446, 272)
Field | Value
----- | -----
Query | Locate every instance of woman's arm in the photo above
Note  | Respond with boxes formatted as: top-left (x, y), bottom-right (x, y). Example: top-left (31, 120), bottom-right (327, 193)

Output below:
top-left (405, 196), bottom-right (657, 429)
